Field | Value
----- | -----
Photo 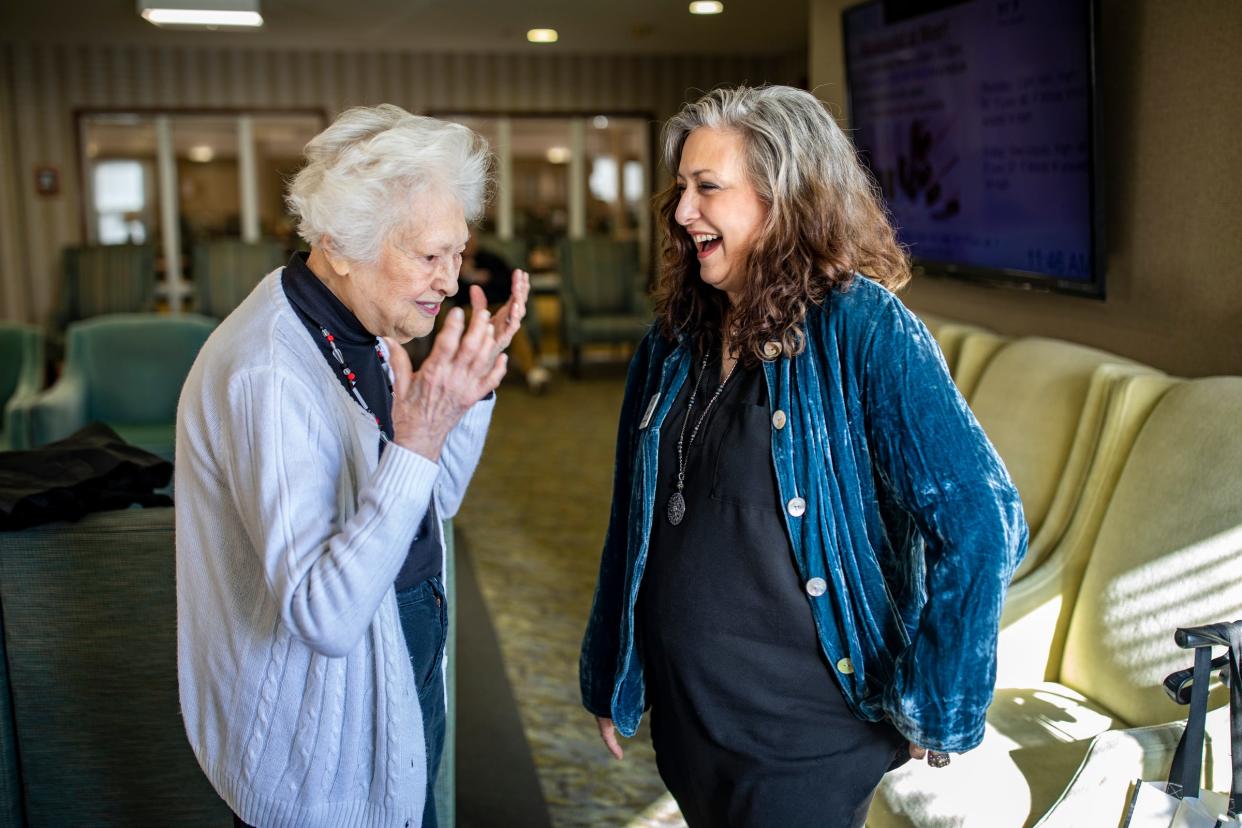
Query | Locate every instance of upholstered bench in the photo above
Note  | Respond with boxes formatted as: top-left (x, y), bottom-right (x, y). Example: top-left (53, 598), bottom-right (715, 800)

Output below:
top-left (868, 375), bottom-right (1242, 827)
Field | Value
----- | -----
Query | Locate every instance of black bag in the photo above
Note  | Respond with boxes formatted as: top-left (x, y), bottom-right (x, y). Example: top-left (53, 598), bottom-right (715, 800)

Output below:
top-left (0, 422), bottom-right (172, 530)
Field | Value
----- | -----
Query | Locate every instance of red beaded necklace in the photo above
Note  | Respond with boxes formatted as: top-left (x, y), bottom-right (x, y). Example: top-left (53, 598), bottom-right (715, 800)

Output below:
top-left (318, 325), bottom-right (393, 444)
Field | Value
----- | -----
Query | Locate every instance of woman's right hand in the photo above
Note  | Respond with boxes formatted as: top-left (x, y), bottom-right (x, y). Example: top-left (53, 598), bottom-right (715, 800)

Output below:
top-left (596, 716), bottom-right (624, 761)
top-left (385, 306), bottom-right (507, 462)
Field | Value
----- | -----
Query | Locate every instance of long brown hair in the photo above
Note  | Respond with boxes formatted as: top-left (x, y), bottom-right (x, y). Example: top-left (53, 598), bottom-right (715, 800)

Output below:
top-left (653, 85), bottom-right (911, 363)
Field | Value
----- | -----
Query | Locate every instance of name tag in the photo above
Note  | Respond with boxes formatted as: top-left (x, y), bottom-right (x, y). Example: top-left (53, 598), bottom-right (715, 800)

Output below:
top-left (639, 393), bottom-right (661, 430)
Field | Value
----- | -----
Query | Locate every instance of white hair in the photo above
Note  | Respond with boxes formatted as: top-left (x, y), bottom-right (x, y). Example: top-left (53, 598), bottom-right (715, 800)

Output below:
top-left (286, 104), bottom-right (491, 263)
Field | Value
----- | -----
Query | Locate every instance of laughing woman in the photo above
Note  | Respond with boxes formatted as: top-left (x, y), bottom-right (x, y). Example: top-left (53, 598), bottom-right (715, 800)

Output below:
top-left (580, 86), bottom-right (1027, 827)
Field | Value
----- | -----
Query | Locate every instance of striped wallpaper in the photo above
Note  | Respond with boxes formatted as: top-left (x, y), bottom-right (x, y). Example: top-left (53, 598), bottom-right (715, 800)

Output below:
top-left (0, 41), bottom-right (804, 322)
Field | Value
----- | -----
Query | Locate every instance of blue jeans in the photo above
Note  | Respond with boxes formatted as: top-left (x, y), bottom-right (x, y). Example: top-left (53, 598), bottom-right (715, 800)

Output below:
top-left (398, 575), bottom-right (448, 828)
top-left (233, 577), bottom-right (448, 828)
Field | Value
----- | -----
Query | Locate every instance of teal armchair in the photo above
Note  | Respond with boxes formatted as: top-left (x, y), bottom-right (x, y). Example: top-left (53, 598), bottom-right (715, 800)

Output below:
top-left (25, 313), bottom-right (216, 459)
top-left (192, 238), bottom-right (288, 319)
top-left (0, 323), bottom-right (45, 450)
top-left (557, 238), bottom-right (651, 376)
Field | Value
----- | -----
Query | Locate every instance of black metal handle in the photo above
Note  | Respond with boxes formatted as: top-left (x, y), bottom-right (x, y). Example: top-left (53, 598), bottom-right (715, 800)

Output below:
top-left (1176, 621), bottom-right (1242, 651)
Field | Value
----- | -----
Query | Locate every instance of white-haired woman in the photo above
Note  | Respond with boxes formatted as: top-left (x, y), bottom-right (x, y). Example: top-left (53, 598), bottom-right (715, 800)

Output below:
top-left (580, 86), bottom-right (1026, 826)
top-left (176, 104), bottom-right (528, 828)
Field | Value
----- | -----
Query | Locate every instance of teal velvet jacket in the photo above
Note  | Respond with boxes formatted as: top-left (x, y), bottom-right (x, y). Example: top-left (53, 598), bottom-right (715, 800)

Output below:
top-left (579, 276), bottom-right (1027, 753)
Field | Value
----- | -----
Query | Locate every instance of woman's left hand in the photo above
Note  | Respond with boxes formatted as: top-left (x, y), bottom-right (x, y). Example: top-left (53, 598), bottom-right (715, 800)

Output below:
top-left (469, 268), bottom-right (530, 353)
top-left (909, 743), bottom-right (950, 767)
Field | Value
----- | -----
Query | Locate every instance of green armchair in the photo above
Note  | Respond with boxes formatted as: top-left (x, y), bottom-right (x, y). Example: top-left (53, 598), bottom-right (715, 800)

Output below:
top-left (0, 323), bottom-right (44, 450)
top-left (557, 237), bottom-right (651, 376)
top-left (24, 313), bottom-right (216, 459)
top-left (191, 238), bottom-right (288, 319)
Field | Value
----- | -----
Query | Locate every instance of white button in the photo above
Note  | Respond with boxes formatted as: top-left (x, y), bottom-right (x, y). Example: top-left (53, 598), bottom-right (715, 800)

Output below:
top-left (836, 657), bottom-right (854, 675)
top-left (787, 497), bottom-right (806, 517)
top-left (763, 340), bottom-right (782, 359)
top-left (771, 410), bottom-right (787, 430)
top-left (805, 577), bottom-right (827, 597)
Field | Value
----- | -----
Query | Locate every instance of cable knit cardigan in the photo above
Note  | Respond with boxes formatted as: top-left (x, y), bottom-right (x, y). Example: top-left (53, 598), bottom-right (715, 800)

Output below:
top-left (176, 270), bottom-right (493, 828)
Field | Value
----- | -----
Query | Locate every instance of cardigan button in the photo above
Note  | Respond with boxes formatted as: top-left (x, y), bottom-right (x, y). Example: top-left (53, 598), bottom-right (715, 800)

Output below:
top-left (836, 657), bottom-right (855, 675)
top-left (763, 340), bottom-right (782, 359)
top-left (771, 410), bottom-right (787, 430)
top-left (787, 497), bottom-right (806, 517)
top-left (805, 577), bottom-right (827, 597)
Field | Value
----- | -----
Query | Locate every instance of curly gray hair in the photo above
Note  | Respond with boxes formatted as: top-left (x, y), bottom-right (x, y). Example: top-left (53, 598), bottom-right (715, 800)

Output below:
top-left (286, 104), bottom-right (491, 263)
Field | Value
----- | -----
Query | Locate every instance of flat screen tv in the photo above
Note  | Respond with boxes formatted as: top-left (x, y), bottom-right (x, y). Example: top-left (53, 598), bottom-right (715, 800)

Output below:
top-left (842, 0), bottom-right (1103, 297)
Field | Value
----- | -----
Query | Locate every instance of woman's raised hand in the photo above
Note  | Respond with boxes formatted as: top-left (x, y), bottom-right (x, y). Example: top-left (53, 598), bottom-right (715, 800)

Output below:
top-left (470, 269), bottom-right (530, 353)
top-left (384, 306), bottom-right (507, 461)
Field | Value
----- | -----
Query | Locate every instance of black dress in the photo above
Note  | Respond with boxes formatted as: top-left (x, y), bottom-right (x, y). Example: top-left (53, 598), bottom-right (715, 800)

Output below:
top-left (639, 352), bottom-right (909, 828)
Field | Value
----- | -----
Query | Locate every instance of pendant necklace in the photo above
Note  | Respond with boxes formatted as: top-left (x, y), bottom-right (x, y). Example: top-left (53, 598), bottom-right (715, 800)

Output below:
top-left (667, 349), bottom-right (738, 526)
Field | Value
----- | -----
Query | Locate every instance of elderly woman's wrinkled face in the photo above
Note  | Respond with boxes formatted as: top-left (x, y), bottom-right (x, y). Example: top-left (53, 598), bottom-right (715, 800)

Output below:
top-left (674, 127), bottom-right (768, 304)
top-left (341, 191), bottom-right (469, 343)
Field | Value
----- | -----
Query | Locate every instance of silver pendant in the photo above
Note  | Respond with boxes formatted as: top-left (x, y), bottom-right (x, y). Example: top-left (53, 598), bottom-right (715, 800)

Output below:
top-left (667, 492), bottom-right (686, 525)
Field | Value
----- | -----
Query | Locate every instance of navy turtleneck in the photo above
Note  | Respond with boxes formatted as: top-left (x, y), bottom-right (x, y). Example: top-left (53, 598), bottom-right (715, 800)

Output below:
top-left (281, 251), bottom-right (440, 589)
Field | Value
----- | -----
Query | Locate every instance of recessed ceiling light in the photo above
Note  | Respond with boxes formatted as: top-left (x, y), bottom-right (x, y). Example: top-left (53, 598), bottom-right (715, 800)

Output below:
top-left (138, 0), bottom-right (263, 29)
top-left (545, 147), bottom-right (571, 164)
top-left (689, 1), bottom-right (724, 14)
top-left (527, 28), bottom-right (559, 43)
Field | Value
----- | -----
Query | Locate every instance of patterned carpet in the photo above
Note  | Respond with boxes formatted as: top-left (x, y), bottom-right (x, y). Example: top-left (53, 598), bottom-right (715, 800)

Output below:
top-left (455, 366), bottom-right (687, 828)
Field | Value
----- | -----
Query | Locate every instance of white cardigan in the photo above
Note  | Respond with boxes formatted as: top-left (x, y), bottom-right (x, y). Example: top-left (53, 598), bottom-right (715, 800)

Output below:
top-left (175, 270), bottom-right (492, 827)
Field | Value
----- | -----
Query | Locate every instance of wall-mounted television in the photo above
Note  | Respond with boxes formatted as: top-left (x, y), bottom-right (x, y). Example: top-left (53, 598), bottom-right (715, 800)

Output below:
top-left (842, 0), bottom-right (1104, 297)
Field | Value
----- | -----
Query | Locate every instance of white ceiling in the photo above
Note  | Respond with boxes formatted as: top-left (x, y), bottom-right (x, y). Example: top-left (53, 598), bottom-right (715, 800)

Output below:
top-left (3, 0), bottom-right (810, 56)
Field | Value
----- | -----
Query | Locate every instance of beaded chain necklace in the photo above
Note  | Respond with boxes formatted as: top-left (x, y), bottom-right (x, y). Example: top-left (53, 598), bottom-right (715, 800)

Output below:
top-left (318, 325), bottom-right (393, 445)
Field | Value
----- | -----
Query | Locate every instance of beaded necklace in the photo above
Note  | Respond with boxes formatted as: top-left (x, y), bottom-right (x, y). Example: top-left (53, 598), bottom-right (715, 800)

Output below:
top-left (318, 325), bottom-right (393, 445)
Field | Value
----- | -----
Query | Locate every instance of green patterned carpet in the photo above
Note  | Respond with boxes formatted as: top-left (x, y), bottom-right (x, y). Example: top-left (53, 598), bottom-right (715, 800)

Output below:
top-left (455, 369), bottom-right (677, 828)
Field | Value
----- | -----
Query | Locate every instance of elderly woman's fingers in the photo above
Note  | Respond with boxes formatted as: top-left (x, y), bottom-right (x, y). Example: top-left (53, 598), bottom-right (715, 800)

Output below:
top-left (469, 284), bottom-right (488, 316)
top-left (383, 337), bottom-right (414, 400)
top-left (510, 269), bottom-right (531, 307)
top-left (481, 353), bottom-right (508, 393)
top-left (427, 306), bottom-right (466, 368)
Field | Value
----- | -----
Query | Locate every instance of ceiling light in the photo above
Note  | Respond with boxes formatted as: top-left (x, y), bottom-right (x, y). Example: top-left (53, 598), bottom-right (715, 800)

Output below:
top-left (188, 145), bottom-right (215, 162)
top-left (545, 147), bottom-right (571, 164)
top-left (592, 116), bottom-right (609, 129)
top-left (689, 1), bottom-right (724, 14)
top-left (527, 28), bottom-right (559, 43)
top-left (138, 0), bottom-right (263, 29)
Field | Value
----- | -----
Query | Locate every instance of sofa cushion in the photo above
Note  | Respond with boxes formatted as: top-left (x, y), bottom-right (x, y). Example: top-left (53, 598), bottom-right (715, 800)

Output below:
top-left (869, 682), bottom-right (1121, 828)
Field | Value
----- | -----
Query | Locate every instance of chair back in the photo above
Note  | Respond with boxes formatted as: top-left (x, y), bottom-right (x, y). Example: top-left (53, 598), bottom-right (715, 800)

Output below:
top-left (1058, 377), bottom-right (1242, 726)
top-left (192, 239), bottom-right (287, 319)
top-left (0, 507), bottom-right (227, 824)
top-left (61, 244), bottom-right (156, 320)
top-left (970, 338), bottom-right (1149, 579)
top-left (559, 238), bottom-right (643, 315)
top-left (66, 313), bottom-right (216, 424)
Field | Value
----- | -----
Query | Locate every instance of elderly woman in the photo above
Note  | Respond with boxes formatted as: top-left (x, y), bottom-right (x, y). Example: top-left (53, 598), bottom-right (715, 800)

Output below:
top-left (580, 86), bottom-right (1027, 826)
top-left (176, 104), bottom-right (528, 828)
